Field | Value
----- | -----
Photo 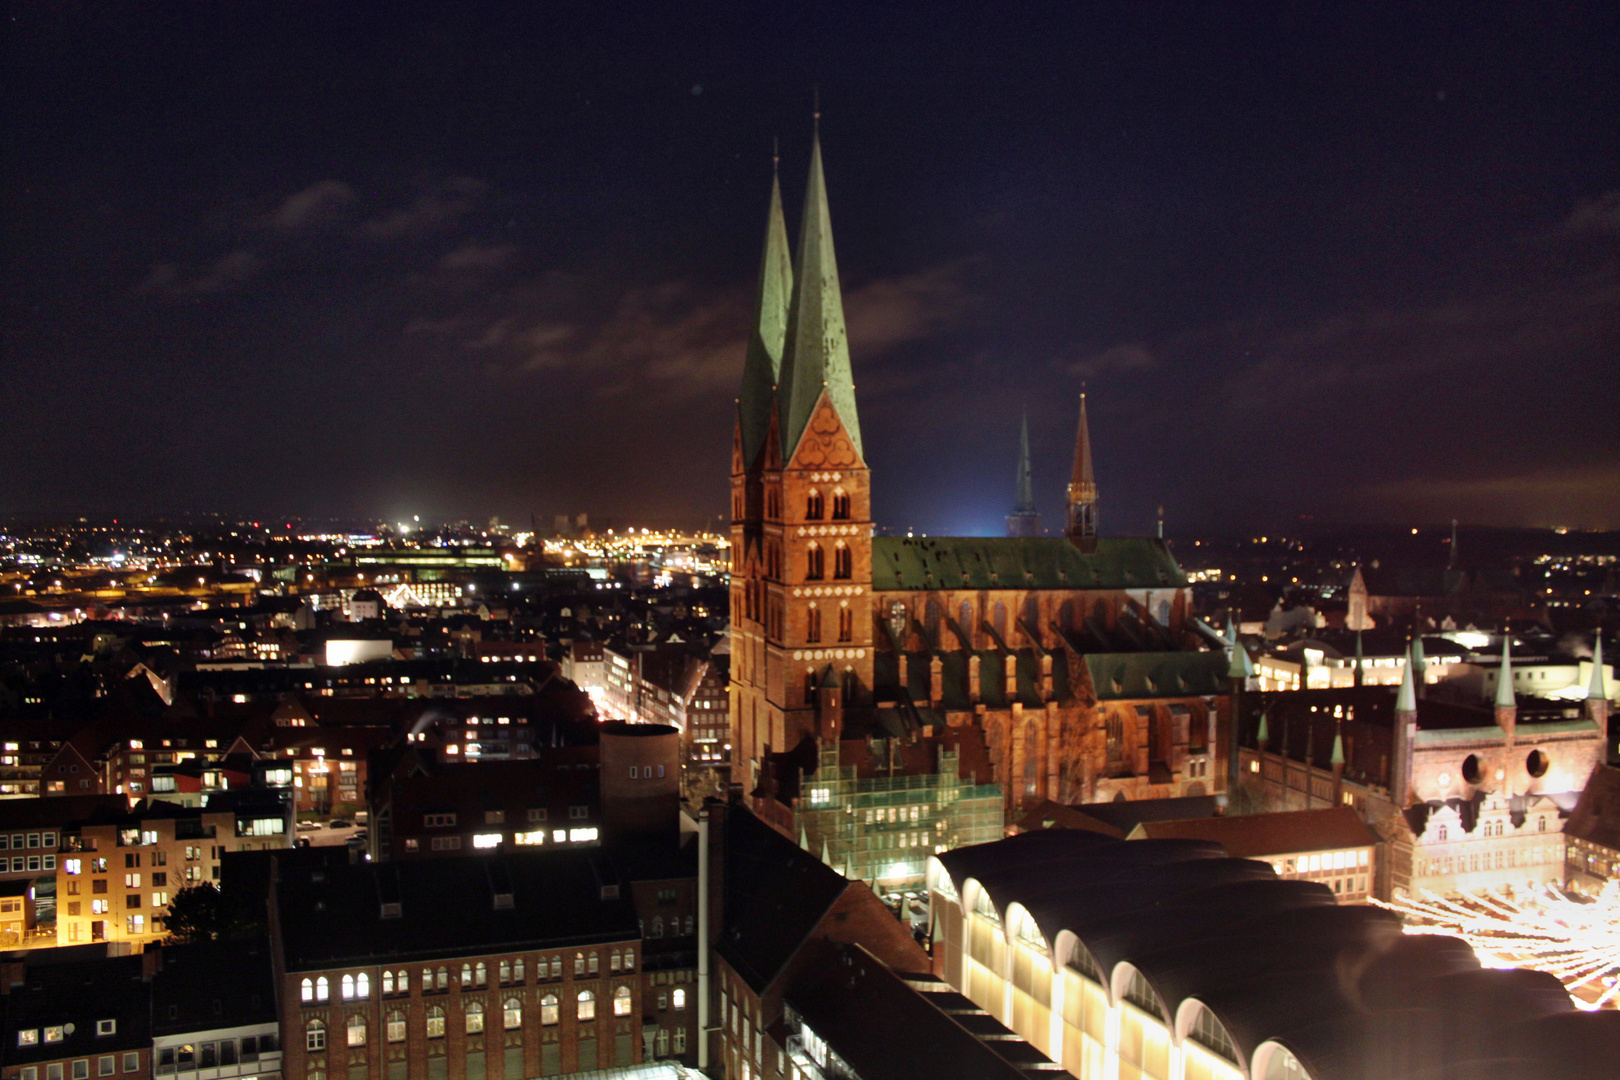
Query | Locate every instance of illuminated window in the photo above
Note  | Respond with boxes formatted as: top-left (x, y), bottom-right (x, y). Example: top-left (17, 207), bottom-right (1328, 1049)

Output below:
top-left (613, 987), bottom-right (632, 1016)
top-left (385, 1012), bottom-right (405, 1043)
top-left (540, 995), bottom-right (559, 1026)
top-left (301, 978), bottom-right (314, 1003)
top-left (306, 1020), bottom-right (326, 1052)
top-left (425, 1007), bottom-right (445, 1039)
top-left (504, 999), bottom-right (523, 1030)
top-left (346, 1017), bottom-right (366, 1047)
top-left (315, 976), bottom-right (329, 1002)
top-left (464, 1002), bottom-right (484, 1034)
top-left (577, 991), bottom-right (595, 1021)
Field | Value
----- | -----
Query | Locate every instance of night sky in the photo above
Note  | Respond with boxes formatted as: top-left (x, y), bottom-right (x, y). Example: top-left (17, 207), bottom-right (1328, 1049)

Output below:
top-left (5, 2), bottom-right (1618, 534)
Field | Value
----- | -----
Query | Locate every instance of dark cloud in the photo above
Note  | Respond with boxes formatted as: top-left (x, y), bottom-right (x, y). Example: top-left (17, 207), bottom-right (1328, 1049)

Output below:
top-left (266, 180), bottom-right (356, 231)
top-left (1560, 191), bottom-right (1620, 238)
top-left (845, 261), bottom-right (973, 359)
top-left (1066, 343), bottom-right (1157, 380)
top-left (1360, 463), bottom-right (1620, 530)
top-left (136, 250), bottom-right (262, 298)
top-left (438, 242), bottom-right (519, 273)
top-left (358, 177), bottom-right (490, 242)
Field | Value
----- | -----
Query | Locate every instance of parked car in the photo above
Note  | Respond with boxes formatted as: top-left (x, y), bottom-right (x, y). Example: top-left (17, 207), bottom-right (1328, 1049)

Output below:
top-left (327, 818), bottom-right (352, 829)
top-left (296, 820), bottom-right (320, 831)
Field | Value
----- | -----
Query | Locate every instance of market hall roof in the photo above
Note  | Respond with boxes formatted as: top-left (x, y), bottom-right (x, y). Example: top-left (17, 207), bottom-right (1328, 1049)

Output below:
top-left (871, 536), bottom-right (1188, 592)
top-left (929, 832), bottom-right (1620, 1080)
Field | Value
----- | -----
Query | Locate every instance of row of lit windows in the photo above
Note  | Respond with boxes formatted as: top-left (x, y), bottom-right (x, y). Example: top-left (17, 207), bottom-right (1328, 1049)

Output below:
top-left (306, 951), bottom-right (639, 1003)
top-left (303, 988), bottom-right (636, 1048)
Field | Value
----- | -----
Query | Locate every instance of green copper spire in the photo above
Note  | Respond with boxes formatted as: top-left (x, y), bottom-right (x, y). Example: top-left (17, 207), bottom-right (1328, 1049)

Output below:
top-left (1225, 617), bottom-right (1238, 647)
top-left (1228, 638), bottom-right (1255, 681)
top-left (1256, 711), bottom-right (1270, 745)
top-left (1410, 633), bottom-right (1427, 681)
top-left (1330, 725), bottom-right (1345, 766)
top-left (737, 164), bottom-right (794, 468)
top-left (1396, 644), bottom-right (1417, 714)
top-left (1013, 409), bottom-right (1036, 513)
top-left (779, 126), bottom-right (862, 461)
top-left (1494, 636), bottom-right (1516, 709)
top-left (1590, 634), bottom-right (1608, 701)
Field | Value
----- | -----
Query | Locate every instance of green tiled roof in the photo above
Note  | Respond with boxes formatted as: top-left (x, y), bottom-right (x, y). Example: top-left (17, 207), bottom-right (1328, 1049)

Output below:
top-left (871, 536), bottom-right (1187, 592)
top-left (1414, 718), bottom-right (1600, 744)
top-left (1082, 652), bottom-right (1230, 700)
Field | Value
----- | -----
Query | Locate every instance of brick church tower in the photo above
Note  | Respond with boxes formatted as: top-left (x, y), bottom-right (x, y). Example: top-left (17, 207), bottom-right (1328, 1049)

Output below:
top-left (730, 127), bottom-right (874, 798)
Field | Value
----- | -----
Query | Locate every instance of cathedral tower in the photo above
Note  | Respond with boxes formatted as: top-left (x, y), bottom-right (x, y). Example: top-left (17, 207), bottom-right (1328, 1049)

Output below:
top-left (1065, 392), bottom-right (1099, 551)
top-left (1005, 410), bottom-right (1042, 537)
top-left (731, 124), bottom-right (874, 796)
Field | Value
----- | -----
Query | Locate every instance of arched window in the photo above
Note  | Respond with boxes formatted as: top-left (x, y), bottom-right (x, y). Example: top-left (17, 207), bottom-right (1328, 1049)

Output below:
top-left (397, 970), bottom-right (408, 993)
top-left (503, 999), bottom-right (523, 1030)
top-left (650, 916), bottom-right (664, 939)
top-left (833, 542), bottom-right (851, 579)
top-left (624, 950), bottom-right (636, 970)
top-left (498, 960), bottom-right (510, 984)
top-left (435, 966), bottom-right (448, 991)
top-left (672, 988), bottom-right (687, 1010)
top-left (573, 952), bottom-right (585, 976)
top-left (346, 1016), bottom-right (366, 1048)
top-left (461, 963), bottom-right (473, 986)
top-left (587, 953), bottom-right (599, 975)
top-left (807, 605), bottom-right (821, 643)
top-left (838, 607), bottom-right (853, 643)
top-left (831, 488), bottom-right (850, 520)
top-left (425, 1006), bottom-right (445, 1039)
top-left (315, 976), bottom-right (330, 1002)
top-left (306, 1020), bottom-right (326, 1052)
top-left (422, 967), bottom-right (433, 991)
top-left (301, 978), bottom-right (314, 1003)
top-left (382, 971), bottom-right (395, 995)
top-left (925, 600), bottom-right (942, 642)
top-left (465, 1002), bottom-right (485, 1034)
top-left (473, 961), bottom-right (487, 987)
top-left (355, 972), bottom-right (369, 999)
top-left (386, 1011), bottom-right (406, 1043)
top-left (341, 974), bottom-right (355, 1000)
top-left (577, 990), bottom-right (596, 1021)
top-left (958, 601), bottom-right (974, 647)
top-left (806, 543), bottom-right (824, 580)
top-left (806, 489), bottom-right (824, 520)
top-left (613, 986), bottom-right (633, 1016)
top-left (512, 957), bottom-right (524, 982)
top-left (540, 995), bottom-right (559, 1026)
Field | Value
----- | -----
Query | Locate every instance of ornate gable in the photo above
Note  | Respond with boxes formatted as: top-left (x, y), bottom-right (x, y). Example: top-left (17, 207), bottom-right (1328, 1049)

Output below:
top-left (786, 389), bottom-right (866, 472)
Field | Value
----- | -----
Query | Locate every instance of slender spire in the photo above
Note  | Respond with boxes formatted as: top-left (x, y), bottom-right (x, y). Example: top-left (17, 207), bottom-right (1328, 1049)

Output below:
top-left (1494, 635), bottom-right (1516, 709)
top-left (1353, 630), bottom-right (1365, 688)
top-left (1006, 408), bottom-right (1042, 537)
top-left (1330, 724), bottom-right (1345, 766)
top-left (1065, 391), bottom-right (1098, 545)
top-left (1410, 633), bottom-right (1426, 687)
top-left (778, 123), bottom-right (862, 460)
top-left (1256, 711), bottom-right (1270, 745)
top-left (737, 162), bottom-right (794, 468)
top-left (1590, 634), bottom-right (1608, 701)
top-left (1228, 636), bottom-right (1255, 681)
top-left (1396, 643), bottom-right (1417, 714)
top-left (1013, 409), bottom-right (1036, 512)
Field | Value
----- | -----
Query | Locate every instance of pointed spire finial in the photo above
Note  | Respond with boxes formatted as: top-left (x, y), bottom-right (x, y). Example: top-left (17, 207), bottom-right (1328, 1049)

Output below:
top-left (1494, 634), bottom-right (1516, 709)
top-left (1590, 633), bottom-right (1608, 701)
top-left (1396, 641), bottom-right (1418, 714)
top-left (1066, 390), bottom-right (1098, 547)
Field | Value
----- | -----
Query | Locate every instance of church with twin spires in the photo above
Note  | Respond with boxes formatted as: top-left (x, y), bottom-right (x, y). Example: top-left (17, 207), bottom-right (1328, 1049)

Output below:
top-left (727, 126), bottom-right (1235, 873)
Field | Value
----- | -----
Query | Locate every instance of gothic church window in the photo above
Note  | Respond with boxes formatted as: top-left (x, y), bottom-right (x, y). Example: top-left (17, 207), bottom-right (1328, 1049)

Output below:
top-left (833, 542), bottom-right (851, 579)
top-left (807, 606), bottom-right (822, 643)
top-left (838, 608), bottom-right (853, 643)
top-left (805, 544), bottom-right (824, 580)
top-left (831, 488), bottom-right (850, 519)
top-left (958, 602), bottom-right (974, 648)
top-left (806, 490), bottom-right (824, 520)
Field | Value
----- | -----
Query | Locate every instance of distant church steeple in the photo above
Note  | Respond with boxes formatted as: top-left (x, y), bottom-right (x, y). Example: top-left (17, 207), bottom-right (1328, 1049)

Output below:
top-left (1066, 392), bottom-right (1099, 551)
top-left (1006, 409), bottom-right (1042, 537)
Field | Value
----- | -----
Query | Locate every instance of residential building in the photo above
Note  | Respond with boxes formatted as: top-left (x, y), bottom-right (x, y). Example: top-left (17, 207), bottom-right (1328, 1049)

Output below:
top-left (0, 952), bottom-right (151, 1080)
top-left (150, 940), bottom-right (282, 1080)
top-left (271, 848), bottom-right (646, 1080)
